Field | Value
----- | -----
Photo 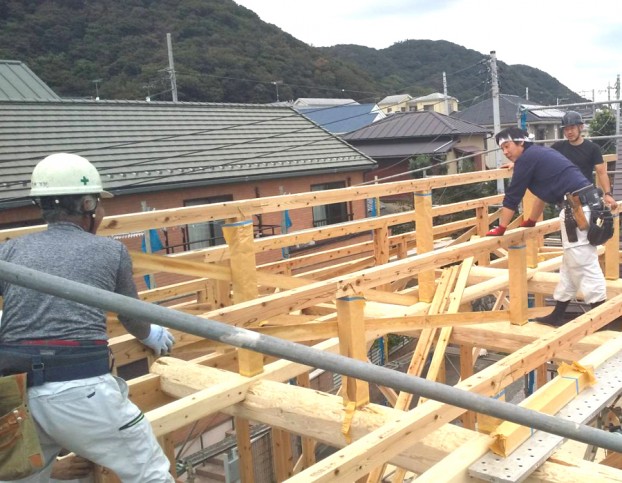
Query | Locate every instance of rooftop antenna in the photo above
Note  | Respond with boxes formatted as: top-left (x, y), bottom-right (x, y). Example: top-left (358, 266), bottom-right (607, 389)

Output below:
top-left (92, 78), bottom-right (103, 101)
top-left (272, 80), bottom-right (283, 102)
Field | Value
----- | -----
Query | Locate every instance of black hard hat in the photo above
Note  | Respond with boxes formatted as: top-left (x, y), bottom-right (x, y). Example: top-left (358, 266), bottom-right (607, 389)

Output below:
top-left (561, 111), bottom-right (583, 127)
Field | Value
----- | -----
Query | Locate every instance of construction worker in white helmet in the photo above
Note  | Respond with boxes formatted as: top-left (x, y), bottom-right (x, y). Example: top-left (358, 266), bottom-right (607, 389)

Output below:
top-left (0, 153), bottom-right (175, 482)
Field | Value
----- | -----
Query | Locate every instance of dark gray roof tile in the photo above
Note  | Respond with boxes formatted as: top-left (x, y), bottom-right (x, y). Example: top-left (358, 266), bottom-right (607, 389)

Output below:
top-left (0, 100), bottom-right (376, 208)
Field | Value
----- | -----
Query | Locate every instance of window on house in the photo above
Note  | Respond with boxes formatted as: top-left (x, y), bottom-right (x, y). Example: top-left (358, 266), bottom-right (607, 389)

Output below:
top-left (400, 107), bottom-right (406, 112)
top-left (387, 107), bottom-right (392, 113)
top-left (184, 195), bottom-right (233, 249)
top-left (311, 181), bottom-right (350, 227)
top-left (424, 104), bottom-right (434, 111)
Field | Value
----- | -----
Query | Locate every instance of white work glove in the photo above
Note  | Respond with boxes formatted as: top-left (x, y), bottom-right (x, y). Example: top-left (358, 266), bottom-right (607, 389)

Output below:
top-left (141, 324), bottom-right (175, 356)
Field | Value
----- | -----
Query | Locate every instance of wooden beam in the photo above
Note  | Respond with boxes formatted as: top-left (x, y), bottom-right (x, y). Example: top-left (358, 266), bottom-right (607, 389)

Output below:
top-left (414, 335), bottom-right (622, 482)
top-left (365, 268), bottom-right (458, 483)
top-left (421, 256), bottom-right (474, 402)
top-left (337, 296), bottom-right (369, 407)
top-left (149, 357), bottom-right (480, 476)
top-left (508, 243), bottom-right (529, 325)
top-left (415, 189), bottom-right (435, 302)
top-left (285, 294), bottom-right (622, 482)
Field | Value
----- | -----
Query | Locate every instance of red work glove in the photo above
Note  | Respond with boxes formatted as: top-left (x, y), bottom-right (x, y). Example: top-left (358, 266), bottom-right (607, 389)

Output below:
top-left (486, 225), bottom-right (506, 236)
top-left (520, 218), bottom-right (536, 227)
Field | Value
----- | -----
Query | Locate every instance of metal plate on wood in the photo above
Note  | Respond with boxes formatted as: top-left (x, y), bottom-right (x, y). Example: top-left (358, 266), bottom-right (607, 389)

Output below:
top-left (468, 351), bottom-right (622, 482)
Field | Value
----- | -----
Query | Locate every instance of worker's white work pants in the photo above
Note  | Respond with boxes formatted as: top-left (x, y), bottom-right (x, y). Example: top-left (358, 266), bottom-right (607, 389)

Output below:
top-left (556, 208), bottom-right (607, 304)
top-left (0, 374), bottom-right (174, 483)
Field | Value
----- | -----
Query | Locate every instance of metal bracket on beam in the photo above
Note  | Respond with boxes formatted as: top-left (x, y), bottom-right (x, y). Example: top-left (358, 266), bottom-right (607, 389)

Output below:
top-left (468, 350), bottom-right (622, 483)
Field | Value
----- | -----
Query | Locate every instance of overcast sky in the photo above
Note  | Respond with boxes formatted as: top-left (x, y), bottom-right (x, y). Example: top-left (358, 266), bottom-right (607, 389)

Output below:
top-left (234, 0), bottom-right (622, 103)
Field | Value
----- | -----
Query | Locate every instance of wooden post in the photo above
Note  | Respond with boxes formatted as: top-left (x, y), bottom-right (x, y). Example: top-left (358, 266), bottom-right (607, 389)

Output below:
top-left (508, 243), bottom-right (529, 325)
top-left (373, 222), bottom-right (390, 266)
top-left (222, 220), bottom-right (263, 376)
top-left (373, 222), bottom-right (390, 291)
top-left (295, 372), bottom-right (316, 471)
top-left (336, 296), bottom-right (369, 407)
top-left (233, 416), bottom-right (254, 483)
top-left (604, 208), bottom-right (620, 280)
top-left (521, 190), bottom-right (541, 269)
top-left (222, 219), bottom-right (262, 483)
top-left (475, 206), bottom-right (490, 266)
top-left (414, 190), bottom-right (435, 302)
top-left (459, 345), bottom-right (476, 430)
top-left (273, 428), bottom-right (294, 480)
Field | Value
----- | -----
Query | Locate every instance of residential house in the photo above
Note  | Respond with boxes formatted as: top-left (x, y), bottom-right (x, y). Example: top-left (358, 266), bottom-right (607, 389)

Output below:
top-left (377, 94), bottom-right (413, 115)
top-left (0, 59), bottom-right (62, 101)
top-left (342, 111), bottom-right (490, 184)
top-left (297, 103), bottom-right (385, 135)
top-left (408, 92), bottom-right (459, 115)
top-left (454, 94), bottom-right (566, 167)
top-left (0, 62), bottom-right (377, 273)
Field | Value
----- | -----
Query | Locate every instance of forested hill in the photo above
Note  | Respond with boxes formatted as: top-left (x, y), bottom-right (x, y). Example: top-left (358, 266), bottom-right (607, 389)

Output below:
top-left (0, 0), bottom-right (584, 106)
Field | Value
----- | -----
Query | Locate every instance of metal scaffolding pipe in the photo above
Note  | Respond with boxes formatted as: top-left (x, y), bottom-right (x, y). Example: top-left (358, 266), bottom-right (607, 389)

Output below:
top-left (1, 259), bottom-right (622, 453)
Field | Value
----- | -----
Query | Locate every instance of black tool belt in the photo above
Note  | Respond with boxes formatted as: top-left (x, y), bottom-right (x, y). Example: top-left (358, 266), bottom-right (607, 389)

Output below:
top-left (572, 184), bottom-right (604, 211)
top-left (0, 344), bottom-right (110, 387)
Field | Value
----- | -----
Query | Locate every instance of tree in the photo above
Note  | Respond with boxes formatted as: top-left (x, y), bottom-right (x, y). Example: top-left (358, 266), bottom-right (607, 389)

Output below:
top-left (589, 108), bottom-right (617, 154)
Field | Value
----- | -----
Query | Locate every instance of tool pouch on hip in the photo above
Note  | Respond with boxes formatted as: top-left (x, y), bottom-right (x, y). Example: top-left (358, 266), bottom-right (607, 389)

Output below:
top-left (587, 208), bottom-right (615, 246)
top-left (0, 373), bottom-right (44, 479)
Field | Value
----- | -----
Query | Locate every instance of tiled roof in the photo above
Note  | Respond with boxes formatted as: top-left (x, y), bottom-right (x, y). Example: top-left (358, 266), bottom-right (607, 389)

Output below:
top-left (352, 139), bottom-right (458, 159)
top-left (455, 94), bottom-right (565, 126)
top-left (342, 111), bottom-right (489, 141)
top-left (0, 100), bottom-right (376, 209)
top-left (0, 60), bottom-right (61, 101)
top-left (378, 94), bottom-right (412, 106)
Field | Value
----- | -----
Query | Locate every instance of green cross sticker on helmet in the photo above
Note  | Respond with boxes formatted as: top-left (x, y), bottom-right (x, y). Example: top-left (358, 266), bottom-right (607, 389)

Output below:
top-left (29, 153), bottom-right (113, 198)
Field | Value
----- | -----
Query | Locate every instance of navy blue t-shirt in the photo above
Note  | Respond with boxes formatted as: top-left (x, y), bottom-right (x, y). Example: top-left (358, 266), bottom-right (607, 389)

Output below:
top-left (503, 144), bottom-right (590, 211)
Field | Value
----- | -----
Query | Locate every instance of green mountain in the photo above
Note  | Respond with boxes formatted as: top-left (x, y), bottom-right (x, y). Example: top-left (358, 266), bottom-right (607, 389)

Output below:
top-left (0, 0), bottom-right (584, 106)
top-left (323, 40), bottom-right (584, 107)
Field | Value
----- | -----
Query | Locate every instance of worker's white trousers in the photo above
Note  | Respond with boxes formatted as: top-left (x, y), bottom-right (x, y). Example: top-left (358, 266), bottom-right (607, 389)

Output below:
top-left (556, 208), bottom-right (607, 304)
top-left (1, 374), bottom-right (174, 483)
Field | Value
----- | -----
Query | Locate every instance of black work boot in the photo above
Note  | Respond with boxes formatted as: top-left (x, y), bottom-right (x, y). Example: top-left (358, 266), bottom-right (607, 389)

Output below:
top-left (534, 300), bottom-right (571, 327)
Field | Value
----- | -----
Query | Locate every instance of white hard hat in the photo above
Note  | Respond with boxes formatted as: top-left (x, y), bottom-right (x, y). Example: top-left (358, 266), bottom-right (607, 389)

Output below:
top-left (30, 153), bottom-right (112, 198)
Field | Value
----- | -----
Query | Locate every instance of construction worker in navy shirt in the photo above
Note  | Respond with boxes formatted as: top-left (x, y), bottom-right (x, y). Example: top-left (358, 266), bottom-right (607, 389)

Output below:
top-left (486, 127), bottom-right (607, 326)
top-left (0, 153), bottom-right (175, 482)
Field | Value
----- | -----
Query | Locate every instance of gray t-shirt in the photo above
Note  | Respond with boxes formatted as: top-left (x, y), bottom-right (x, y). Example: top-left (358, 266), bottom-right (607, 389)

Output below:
top-left (0, 222), bottom-right (150, 343)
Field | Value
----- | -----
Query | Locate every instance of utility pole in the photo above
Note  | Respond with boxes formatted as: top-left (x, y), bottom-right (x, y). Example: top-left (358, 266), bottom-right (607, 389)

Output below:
top-left (166, 33), bottom-right (178, 102)
top-left (490, 51), bottom-right (504, 194)
top-left (442, 72), bottom-right (449, 115)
